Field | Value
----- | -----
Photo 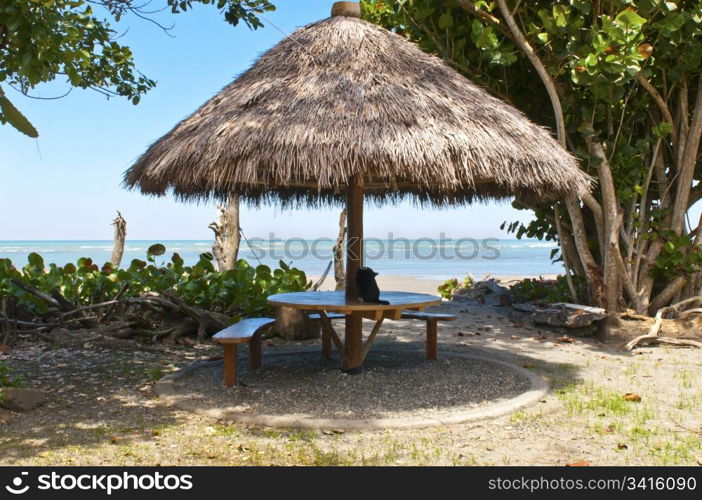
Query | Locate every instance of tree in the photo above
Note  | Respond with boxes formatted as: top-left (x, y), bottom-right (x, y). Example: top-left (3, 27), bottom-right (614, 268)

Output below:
top-left (0, 0), bottom-right (275, 137)
top-left (209, 196), bottom-right (241, 271)
top-left (363, 0), bottom-right (702, 318)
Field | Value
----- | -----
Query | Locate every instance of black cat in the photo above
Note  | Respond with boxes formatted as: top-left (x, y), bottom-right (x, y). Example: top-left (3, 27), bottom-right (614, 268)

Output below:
top-left (356, 267), bottom-right (390, 304)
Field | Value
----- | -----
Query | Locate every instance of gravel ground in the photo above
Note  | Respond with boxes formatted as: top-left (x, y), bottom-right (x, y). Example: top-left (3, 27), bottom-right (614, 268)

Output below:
top-left (1, 302), bottom-right (701, 465)
top-left (173, 350), bottom-right (532, 420)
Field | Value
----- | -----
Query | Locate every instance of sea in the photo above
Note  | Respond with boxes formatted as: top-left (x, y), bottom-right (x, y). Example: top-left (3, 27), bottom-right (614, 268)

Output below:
top-left (0, 239), bottom-right (563, 281)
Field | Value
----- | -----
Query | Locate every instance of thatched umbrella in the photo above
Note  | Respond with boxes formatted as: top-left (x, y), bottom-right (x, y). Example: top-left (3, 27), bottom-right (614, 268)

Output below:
top-left (124, 1), bottom-right (590, 369)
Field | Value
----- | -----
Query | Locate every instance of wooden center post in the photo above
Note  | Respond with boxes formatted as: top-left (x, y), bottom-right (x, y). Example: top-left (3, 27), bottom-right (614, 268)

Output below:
top-left (343, 172), bottom-right (364, 373)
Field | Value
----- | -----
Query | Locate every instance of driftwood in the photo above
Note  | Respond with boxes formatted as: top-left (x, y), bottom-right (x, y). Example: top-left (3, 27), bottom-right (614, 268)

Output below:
top-left (209, 197), bottom-right (241, 272)
top-left (110, 211), bottom-right (127, 267)
top-left (625, 296), bottom-right (702, 350)
top-left (333, 208), bottom-right (346, 291)
top-left (453, 278), bottom-right (511, 305)
top-left (158, 291), bottom-right (228, 342)
top-left (513, 302), bottom-right (607, 329)
top-left (11, 279), bottom-right (61, 309)
top-left (312, 260), bottom-right (333, 291)
top-left (3, 281), bottom-right (229, 344)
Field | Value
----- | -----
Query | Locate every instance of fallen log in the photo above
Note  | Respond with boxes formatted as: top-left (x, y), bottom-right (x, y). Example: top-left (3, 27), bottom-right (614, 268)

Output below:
top-left (625, 296), bottom-right (702, 350)
top-left (513, 302), bottom-right (606, 329)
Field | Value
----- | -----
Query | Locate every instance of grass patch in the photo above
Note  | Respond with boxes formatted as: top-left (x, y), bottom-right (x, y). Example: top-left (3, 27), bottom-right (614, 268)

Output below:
top-left (144, 366), bottom-right (165, 382)
top-left (557, 383), bottom-right (633, 416)
top-left (0, 361), bottom-right (22, 389)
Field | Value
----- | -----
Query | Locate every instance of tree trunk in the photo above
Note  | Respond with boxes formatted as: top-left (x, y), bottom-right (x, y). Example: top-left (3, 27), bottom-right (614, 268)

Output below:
top-left (333, 208), bottom-right (347, 291)
top-left (110, 211), bottom-right (127, 268)
top-left (210, 196), bottom-right (241, 272)
top-left (274, 307), bottom-right (320, 340)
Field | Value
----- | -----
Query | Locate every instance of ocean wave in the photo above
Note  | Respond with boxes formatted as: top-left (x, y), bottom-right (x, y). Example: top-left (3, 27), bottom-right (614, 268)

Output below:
top-left (505, 243), bottom-right (556, 248)
top-left (0, 249), bottom-right (56, 253)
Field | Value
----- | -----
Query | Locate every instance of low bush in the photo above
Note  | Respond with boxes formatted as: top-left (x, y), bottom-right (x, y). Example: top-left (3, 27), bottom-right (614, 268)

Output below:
top-left (0, 247), bottom-right (311, 320)
top-left (437, 275), bottom-right (474, 299)
top-left (509, 275), bottom-right (585, 304)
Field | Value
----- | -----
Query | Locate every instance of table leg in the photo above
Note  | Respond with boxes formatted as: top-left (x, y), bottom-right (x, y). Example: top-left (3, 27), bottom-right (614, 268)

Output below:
top-left (342, 311), bottom-right (364, 374)
top-left (360, 318), bottom-right (384, 363)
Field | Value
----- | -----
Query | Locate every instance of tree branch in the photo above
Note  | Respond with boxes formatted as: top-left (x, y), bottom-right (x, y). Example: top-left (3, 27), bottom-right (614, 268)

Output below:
top-left (670, 76), bottom-right (702, 234)
top-left (636, 72), bottom-right (677, 144)
top-left (454, 0), bottom-right (517, 43)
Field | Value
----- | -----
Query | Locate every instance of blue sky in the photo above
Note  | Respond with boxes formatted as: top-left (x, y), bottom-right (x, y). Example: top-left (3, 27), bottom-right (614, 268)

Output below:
top-left (0, 0), bottom-right (533, 241)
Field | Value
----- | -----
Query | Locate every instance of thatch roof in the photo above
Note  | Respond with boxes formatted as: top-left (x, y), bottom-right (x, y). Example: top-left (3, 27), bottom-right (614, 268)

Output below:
top-left (124, 11), bottom-right (591, 206)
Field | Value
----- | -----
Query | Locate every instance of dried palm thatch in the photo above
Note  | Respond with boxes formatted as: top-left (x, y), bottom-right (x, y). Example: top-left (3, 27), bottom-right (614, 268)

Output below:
top-left (124, 11), bottom-right (591, 206)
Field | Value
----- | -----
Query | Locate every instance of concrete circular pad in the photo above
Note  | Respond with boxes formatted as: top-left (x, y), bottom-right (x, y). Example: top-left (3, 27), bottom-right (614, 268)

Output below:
top-left (155, 349), bottom-right (548, 430)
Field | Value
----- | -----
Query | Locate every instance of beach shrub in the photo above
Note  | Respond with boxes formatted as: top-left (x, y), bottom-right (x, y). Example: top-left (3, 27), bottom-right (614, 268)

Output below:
top-left (437, 275), bottom-right (474, 299)
top-left (365, 0), bottom-right (702, 315)
top-left (0, 248), bottom-right (311, 319)
top-left (510, 276), bottom-right (585, 304)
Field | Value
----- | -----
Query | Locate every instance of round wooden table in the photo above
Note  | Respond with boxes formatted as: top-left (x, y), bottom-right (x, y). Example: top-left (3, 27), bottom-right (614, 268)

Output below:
top-left (267, 291), bottom-right (441, 372)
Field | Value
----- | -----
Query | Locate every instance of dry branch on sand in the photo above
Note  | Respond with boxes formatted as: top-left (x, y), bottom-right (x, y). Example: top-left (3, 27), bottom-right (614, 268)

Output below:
top-left (625, 296), bottom-right (702, 350)
top-left (0, 281), bottom-right (228, 344)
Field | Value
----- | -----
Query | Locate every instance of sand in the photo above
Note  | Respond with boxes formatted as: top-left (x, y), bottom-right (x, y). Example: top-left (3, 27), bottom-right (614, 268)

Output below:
top-left (309, 273), bottom-right (560, 295)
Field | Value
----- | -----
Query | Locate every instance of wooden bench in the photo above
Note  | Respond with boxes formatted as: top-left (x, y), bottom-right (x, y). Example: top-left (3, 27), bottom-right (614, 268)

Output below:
top-left (308, 312), bottom-right (346, 320)
top-left (212, 318), bottom-right (275, 387)
top-left (308, 310), bottom-right (456, 361)
top-left (400, 311), bottom-right (456, 360)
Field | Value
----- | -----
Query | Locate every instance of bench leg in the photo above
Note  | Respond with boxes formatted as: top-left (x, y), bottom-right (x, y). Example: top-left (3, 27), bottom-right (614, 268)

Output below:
top-left (426, 319), bottom-right (437, 360)
top-left (223, 344), bottom-right (238, 387)
top-left (249, 333), bottom-right (262, 370)
top-left (321, 324), bottom-right (332, 360)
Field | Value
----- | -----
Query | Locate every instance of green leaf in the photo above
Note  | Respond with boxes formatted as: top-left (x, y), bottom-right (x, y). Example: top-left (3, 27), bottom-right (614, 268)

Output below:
top-left (652, 121), bottom-right (674, 138)
top-left (147, 243), bottom-right (166, 256)
top-left (27, 252), bottom-right (45, 270)
top-left (0, 95), bottom-right (39, 138)
top-left (552, 4), bottom-right (568, 27)
top-left (615, 8), bottom-right (647, 30)
top-left (438, 12), bottom-right (453, 29)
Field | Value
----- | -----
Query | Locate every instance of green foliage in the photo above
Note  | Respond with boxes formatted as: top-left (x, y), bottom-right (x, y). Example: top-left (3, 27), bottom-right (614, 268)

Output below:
top-left (510, 275), bottom-right (584, 304)
top-left (0, 90), bottom-right (37, 137)
top-left (0, 0), bottom-right (275, 136)
top-left (365, 0), bottom-right (702, 298)
top-left (165, 0), bottom-right (274, 29)
top-left (653, 230), bottom-right (702, 279)
top-left (437, 275), bottom-right (474, 299)
top-left (0, 246), bottom-right (310, 319)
